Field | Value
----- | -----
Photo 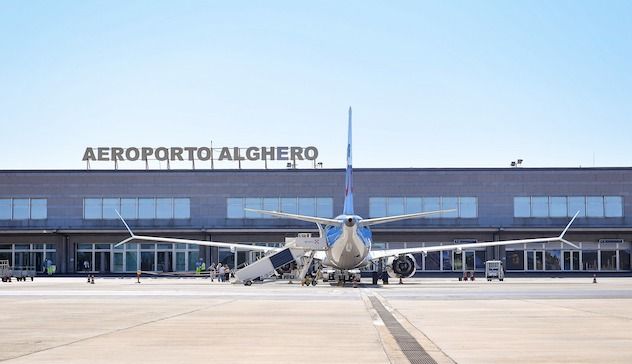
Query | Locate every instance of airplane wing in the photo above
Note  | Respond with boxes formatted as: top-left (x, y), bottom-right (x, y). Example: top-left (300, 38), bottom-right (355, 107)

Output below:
top-left (369, 212), bottom-right (580, 260)
top-left (114, 211), bottom-right (279, 253)
top-left (360, 209), bottom-right (456, 226)
top-left (243, 208), bottom-right (341, 226)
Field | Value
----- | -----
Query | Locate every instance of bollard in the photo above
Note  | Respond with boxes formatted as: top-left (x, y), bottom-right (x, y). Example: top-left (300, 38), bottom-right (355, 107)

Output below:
top-left (136, 270), bottom-right (141, 284)
top-left (399, 277), bottom-right (403, 285)
top-left (593, 274), bottom-right (597, 284)
top-left (90, 275), bottom-right (95, 284)
top-left (87, 275), bottom-right (91, 283)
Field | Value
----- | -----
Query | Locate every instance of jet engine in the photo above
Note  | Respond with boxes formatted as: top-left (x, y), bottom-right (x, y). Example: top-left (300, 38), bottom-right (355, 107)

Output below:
top-left (386, 254), bottom-right (417, 279)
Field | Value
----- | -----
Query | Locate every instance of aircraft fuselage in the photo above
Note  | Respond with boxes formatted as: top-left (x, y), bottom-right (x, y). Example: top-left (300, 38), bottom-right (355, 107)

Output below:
top-left (324, 215), bottom-right (372, 270)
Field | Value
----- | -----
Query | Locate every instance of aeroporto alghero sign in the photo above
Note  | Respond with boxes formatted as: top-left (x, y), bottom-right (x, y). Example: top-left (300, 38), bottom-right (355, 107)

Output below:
top-left (82, 146), bottom-right (319, 162)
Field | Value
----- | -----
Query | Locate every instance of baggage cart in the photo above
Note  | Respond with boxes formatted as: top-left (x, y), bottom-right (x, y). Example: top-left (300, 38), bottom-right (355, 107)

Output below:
top-left (485, 260), bottom-right (504, 281)
top-left (0, 260), bottom-right (11, 282)
top-left (13, 265), bottom-right (36, 281)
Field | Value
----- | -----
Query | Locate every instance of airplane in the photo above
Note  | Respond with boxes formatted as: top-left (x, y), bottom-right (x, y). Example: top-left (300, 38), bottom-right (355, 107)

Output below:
top-left (115, 107), bottom-right (580, 284)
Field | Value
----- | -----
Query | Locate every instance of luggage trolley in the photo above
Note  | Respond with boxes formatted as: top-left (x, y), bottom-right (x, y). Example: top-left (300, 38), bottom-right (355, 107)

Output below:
top-left (485, 260), bottom-right (504, 281)
top-left (13, 265), bottom-right (36, 282)
top-left (0, 260), bottom-right (10, 282)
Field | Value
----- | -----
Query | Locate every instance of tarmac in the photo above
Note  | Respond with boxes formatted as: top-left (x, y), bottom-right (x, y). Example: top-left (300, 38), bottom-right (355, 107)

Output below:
top-left (0, 276), bottom-right (631, 364)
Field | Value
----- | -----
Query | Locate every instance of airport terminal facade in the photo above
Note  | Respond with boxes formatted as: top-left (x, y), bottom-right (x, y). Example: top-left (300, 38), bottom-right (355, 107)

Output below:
top-left (0, 168), bottom-right (631, 275)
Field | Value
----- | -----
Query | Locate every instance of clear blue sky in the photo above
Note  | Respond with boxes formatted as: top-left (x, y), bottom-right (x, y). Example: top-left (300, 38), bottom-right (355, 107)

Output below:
top-left (1, 1), bottom-right (630, 169)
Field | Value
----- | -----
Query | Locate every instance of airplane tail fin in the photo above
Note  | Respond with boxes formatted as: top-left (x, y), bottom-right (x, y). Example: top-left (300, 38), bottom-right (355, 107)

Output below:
top-left (343, 106), bottom-right (354, 215)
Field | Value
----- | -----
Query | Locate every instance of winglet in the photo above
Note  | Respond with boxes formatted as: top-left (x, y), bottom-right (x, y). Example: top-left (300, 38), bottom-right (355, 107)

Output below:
top-left (558, 211), bottom-right (580, 249)
top-left (559, 211), bottom-right (579, 239)
top-left (115, 210), bottom-right (136, 247)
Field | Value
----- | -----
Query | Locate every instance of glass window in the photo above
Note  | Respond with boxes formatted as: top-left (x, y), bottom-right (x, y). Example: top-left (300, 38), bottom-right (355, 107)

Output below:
top-left (414, 253), bottom-right (422, 270)
top-left (316, 198), bottom-right (333, 218)
top-left (176, 252), bottom-right (186, 271)
top-left (453, 252), bottom-right (463, 271)
top-left (173, 198), bottom-right (190, 219)
top-left (140, 251), bottom-right (155, 271)
top-left (387, 197), bottom-right (404, 216)
top-left (568, 196), bottom-right (586, 217)
top-left (600, 250), bottom-right (617, 270)
top-left (475, 251), bottom-right (486, 270)
top-left (113, 253), bottom-right (124, 272)
top-left (125, 251), bottom-right (138, 272)
top-left (514, 197), bottom-right (530, 217)
top-left (583, 250), bottom-right (598, 270)
top-left (30, 199), bottom-right (47, 219)
top-left (280, 198), bottom-right (297, 214)
top-left (0, 251), bottom-right (11, 265)
top-left (459, 197), bottom-right (477, 218)
top-left (424, 251), bottom-right (440, 270)
top-left (604, 196), bottom-right (623, 217)
top-left (188, 251), bottom-right (200, 270)
top-left (76, 251), bottom-right (92, 271)
top-left (138, 198), bottom-right (156, 219)
top-left (156, 198), bottom-right (174, 219)
top-left (244, 198), bottom-right (263, 218)
top-left (465, 251), bottom-right (475, 270)
top-left (545, 250), bottom-right (562, 270)
top-left (442, 251), bottom-right (452, 271)
top-left (549, 197), bottom-right (567, 218)
top-left (405, 197), bottom-right (422, 214)
top-left (263, 198), bottom-right (279, 219)
top-left (84, 198), bottom-right (102, 219)
top-left (227, 198), bottom-right (244, 218)
top-left (422, 197), bottom-right (440, 218)
top-left (12, 199), bottom-right (30, 220)
top-left (620, 250), bottom-right (630, 270)
top-left (369, 197), bottom-right (386, 217)
top-left (506, 250), bottom-right (524, 270)
top-left (531, 196), bottom-right (548, 217)
top-left (586, 196), bottom-right (604, 217)
top-left (102, 198), bottom-right (120, 219)
top-left (441, 197), bottom-right (458, 218)
top-left (0, 199), bottom-right (11, 220)
top-left (121, 198), bottom-right (138, 219)
top-left (95, 244), bottom-right (110, 250)
top-left (298, 198), bottom-right (316, 216)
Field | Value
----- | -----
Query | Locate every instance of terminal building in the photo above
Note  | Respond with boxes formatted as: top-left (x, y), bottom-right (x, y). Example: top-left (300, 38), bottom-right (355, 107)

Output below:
top-left (0, 168), bottom-right (631, 275)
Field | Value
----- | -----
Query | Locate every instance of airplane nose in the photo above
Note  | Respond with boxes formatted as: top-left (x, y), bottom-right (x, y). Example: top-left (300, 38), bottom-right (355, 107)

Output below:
top-left (345, 217), bottom-right (355, 227)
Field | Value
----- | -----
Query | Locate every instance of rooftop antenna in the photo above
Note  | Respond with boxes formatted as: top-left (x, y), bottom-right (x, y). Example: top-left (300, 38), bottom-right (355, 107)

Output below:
top-left (210, 140), bottom-right (214, 170)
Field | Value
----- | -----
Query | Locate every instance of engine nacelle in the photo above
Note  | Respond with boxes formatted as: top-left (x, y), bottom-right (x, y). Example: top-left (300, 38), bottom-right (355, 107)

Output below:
top-left (386, 254), bottom-right (417, 279)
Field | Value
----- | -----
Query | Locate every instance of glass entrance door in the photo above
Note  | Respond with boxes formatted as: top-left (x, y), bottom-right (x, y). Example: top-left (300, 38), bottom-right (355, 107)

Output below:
top-left (464, 251), bottom-right (475, 271)
top-left (563, 251), bottom-right (580, 271)
top-left (94, 252), bottom-right (111, 272)
top-left (452, 251), bottom-right (463, 271)
top-left (527, 251), bottom-right (544, 271)
top-left (157, 251), bottom-right (173, 272)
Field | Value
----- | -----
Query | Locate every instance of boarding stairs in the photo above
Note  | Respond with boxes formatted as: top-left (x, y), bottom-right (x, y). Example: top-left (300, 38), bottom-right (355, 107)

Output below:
top-left (234, 234), bottom-right (326, 285)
